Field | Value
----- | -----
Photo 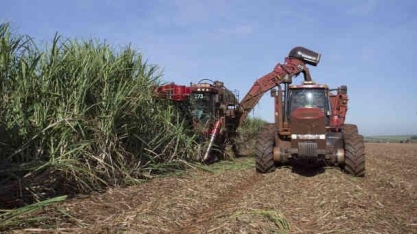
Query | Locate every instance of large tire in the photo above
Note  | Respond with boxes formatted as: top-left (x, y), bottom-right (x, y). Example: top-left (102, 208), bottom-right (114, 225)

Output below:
top-left (232, 133), bottom-right (252, 157)
top-left (341, 124), bottom-right (358, 135)
top-left (232, 142), bottom-right (247, 157)
top-left (343, 133), bottom-right (365, 177)
top-left (255, 124), bottom-right (276, 173)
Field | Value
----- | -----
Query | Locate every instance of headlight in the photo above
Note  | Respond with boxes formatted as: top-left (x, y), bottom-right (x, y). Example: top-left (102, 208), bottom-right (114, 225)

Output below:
top-left (291, 134), bottom-right (326, 140)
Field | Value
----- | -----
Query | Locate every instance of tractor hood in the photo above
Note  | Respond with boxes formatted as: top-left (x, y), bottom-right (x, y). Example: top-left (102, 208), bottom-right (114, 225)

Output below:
top-left (290, 107), bottom-right (326, 135)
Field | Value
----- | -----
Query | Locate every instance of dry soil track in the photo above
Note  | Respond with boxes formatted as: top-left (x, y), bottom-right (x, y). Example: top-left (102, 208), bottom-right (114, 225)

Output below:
top-left (9, 143), bottom-right (417, 233)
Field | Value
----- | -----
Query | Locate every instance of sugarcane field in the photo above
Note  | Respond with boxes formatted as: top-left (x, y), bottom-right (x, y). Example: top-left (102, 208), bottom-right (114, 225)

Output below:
top-left (1, 4), bottom-right (417, 232)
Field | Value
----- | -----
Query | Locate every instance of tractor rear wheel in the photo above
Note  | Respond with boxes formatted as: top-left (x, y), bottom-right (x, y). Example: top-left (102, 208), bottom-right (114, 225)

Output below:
top-left (341, 124), bottom-right (358, 135)
top-left (255, 124), bottom-right (276, 173)
top-left (343, 133), bottom-right (365, 177)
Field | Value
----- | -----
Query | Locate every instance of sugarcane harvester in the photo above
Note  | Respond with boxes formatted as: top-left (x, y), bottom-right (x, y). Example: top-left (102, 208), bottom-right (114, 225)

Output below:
top-left (154, 79), bottom-right (241, 162)
top-left (238, 46), bottom-right (365, 177)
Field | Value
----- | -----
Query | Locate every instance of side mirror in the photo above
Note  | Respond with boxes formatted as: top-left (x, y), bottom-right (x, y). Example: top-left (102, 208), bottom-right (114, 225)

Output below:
top-left (214, 81), bottom-right (224, 87)
top-left (270, 89), bottom-right (277, 97)
top-left (340, 85), bottom-right (347, 95)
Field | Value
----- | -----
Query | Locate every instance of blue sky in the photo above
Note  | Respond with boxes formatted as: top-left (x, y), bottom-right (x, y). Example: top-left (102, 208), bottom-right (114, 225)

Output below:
top-left (2, 0), bottom-right (417, 136)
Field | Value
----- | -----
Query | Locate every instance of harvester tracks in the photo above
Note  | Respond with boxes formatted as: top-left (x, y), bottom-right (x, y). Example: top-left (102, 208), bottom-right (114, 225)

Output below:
top-left (176, 171), bottom-right (265, 233)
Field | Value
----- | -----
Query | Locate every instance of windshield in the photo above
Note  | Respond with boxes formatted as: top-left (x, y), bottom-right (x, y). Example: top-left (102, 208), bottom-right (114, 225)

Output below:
top-left (289, 88), bottom-right (329, 114)
top-left (190, 92), bottom-right (214, 122)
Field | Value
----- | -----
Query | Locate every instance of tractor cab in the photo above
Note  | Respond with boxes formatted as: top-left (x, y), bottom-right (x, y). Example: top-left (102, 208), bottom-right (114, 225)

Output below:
top-left (189, 80), bottom-right (239, 123)
top-left (190, 90), bottom-right (215, 123)
top-left (287, 83), bottom-right (330, 125)
top-left (189, 81), bottom-right (220, 124)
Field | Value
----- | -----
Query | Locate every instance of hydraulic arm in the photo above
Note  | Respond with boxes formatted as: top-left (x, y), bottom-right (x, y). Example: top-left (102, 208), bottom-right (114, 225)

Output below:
top-left (238, 46), bottom-right (320, 125)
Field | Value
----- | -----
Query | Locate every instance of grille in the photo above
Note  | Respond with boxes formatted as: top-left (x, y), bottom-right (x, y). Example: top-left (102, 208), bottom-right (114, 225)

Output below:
top-left (298, 141), bottom-right (318, 157)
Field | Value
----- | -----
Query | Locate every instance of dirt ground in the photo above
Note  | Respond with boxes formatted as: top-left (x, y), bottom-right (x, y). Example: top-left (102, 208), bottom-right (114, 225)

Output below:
top-left (7, 143), bottom-right (417, 233)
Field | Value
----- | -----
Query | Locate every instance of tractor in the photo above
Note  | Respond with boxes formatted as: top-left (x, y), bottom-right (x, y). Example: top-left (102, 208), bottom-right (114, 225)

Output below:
top-left (154, 79), bottom-right (241, 162)
top-left (238, 47), bottom-right (365, 176)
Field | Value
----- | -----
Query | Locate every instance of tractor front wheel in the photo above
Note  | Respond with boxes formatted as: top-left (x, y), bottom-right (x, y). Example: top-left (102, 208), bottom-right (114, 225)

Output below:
top-left (343, 133), bottom-right (365, 177)
top-left (255, 124), bottom-right (276, 173)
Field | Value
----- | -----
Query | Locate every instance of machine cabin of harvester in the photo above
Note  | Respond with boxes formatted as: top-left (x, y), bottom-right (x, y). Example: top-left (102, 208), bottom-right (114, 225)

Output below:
top-left (154, 79), bottom-right (240, 162)
top-left (239, 46), bottom-right (365, 177)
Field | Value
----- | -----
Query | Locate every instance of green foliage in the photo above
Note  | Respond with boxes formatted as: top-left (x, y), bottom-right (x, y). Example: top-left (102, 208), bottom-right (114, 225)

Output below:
top-left (365, 135), bottom-right (416, 143)
top-left (0, 22), bottom-right (197, 206)
top-left (238, 117), bottom-right (268, 136)
top-left (232, 117), bottom-right (267, 156)
top-left (0, 196), bottom-right (67, 230)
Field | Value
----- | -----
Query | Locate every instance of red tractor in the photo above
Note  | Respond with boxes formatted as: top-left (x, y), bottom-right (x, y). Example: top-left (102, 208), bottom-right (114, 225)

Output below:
top-left (238, 47), bottom-right (365, 176)
top-left (154, 79), bottom-right (241, 162)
